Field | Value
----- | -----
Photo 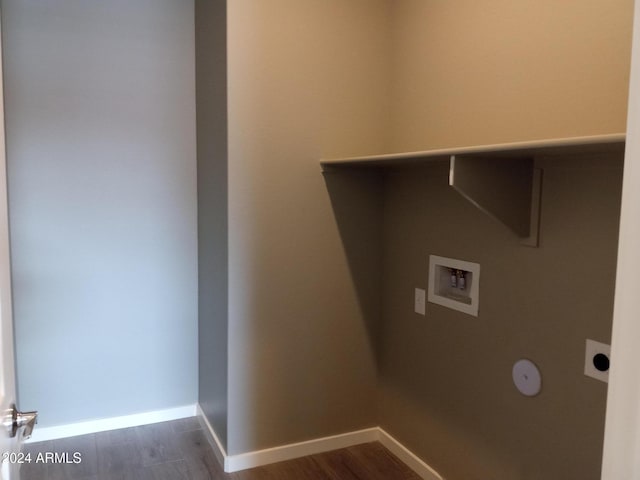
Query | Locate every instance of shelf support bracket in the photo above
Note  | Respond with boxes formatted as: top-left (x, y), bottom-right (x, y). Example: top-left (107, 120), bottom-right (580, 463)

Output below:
top-left (449, 155), bottom-right (542, 247)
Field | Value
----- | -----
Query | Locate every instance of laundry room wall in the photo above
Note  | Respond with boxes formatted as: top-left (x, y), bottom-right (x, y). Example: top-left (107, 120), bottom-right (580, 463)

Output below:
top-left (3, 0), bottom-right (198, 427)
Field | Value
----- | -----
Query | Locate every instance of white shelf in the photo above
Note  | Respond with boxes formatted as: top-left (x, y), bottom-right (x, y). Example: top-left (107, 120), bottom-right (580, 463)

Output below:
top-left (320, 133), bottom-right (625, 246)
top-left (320, 133), bottom-right (625, 169)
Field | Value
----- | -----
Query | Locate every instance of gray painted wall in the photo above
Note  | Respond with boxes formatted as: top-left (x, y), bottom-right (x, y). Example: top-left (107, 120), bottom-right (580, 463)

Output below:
top-left (377, 155), bottom-right (622, 479)
top-left (195, 0), bottom-right (229, 449)
top-left (3, 0), bottom-right (198, 427)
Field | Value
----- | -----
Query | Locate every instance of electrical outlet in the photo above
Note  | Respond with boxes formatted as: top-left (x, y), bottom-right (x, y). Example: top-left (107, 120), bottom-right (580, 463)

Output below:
top-left (414, 288), bottom-right (426, 315)
top-left (584, 339), bottom-right (611, 383)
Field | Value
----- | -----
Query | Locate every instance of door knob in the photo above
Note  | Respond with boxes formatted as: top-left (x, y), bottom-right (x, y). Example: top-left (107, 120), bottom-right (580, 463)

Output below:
top-left (3, 404), bottom-right (37, 439)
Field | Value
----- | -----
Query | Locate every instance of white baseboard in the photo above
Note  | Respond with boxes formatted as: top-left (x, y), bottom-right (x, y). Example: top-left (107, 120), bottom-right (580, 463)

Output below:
top-left (196, 404), bottom-right (442, 479)
top-left (27, 404), bottom-right (197, 443)
top-left (195, 404), bottom-right (227, 467)
top-left (378, 428), bottom-right (443, 480)
top-left (226, 427), bottom-right (379, 473)
top-left (29, 403), bottom-right (443, 479)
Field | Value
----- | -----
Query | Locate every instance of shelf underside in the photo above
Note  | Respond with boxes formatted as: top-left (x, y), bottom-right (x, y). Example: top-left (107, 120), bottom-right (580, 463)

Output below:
top-left (320, 134), bottom-right (625, 170)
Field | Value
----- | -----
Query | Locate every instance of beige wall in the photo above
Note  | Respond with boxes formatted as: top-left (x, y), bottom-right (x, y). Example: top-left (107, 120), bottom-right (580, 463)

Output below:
top-left (223, 0), bottom-right (632, 473)
top-left (377, 155), bottom-right (623, 479)
top-left (388, 0), bottom-right (633, 152)
top-left (374, 3), bottom-right (632, 478)
top-left (226, 0), bottom-right (392, 454)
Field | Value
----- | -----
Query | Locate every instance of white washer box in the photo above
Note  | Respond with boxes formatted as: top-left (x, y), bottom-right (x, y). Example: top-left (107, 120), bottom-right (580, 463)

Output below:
top-left (428, 255), bottom-right (480, 317)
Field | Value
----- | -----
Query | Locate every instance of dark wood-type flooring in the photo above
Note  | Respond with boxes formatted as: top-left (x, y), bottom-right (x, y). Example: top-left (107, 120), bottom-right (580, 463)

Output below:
top-left (21, 417), bottom-right (421, 479)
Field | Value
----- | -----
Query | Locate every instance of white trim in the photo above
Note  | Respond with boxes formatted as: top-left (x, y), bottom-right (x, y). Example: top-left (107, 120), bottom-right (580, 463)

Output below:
top-left (196, 408), bottom-right (443, 479)
top-left (26, 404), bottom-right (197, 443)
top-left (195, 404), bottom-right (227, 467)
top-left (32, 405), bottom-right (445, 479)
top-left (225, 427), bottom-right (379, 473)
top-left (320, 133), bottom-right (625, 166)
top-left (378, 428), bottom-right (444, 480)
top-left (602, 0), bottom-right (640, 477)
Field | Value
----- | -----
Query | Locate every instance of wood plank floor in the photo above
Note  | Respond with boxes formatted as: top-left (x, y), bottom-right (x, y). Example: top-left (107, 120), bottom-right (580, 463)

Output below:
top-left (20, 418), bottom-right (421, 479)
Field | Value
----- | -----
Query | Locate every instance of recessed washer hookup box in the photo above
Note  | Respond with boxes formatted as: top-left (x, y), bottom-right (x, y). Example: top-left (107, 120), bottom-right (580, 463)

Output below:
top-left (428, 255), bottom-right (480, 317)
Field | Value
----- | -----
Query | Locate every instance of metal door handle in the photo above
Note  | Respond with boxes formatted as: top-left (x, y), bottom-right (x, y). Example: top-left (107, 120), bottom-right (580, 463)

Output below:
top-left (3, 404), bottom-right (37, 439)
